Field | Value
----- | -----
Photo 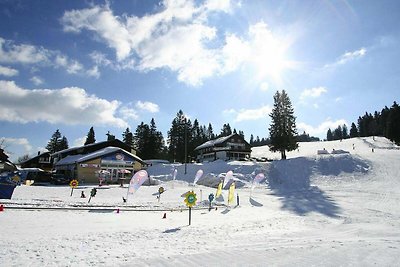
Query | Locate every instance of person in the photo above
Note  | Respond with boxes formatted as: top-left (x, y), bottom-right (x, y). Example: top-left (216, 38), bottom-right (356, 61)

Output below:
top-left (81, 191), bottom-right (86, 198)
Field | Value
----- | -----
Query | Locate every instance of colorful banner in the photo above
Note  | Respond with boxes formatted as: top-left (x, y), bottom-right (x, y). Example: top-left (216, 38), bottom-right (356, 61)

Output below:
top-left (215, 181), bottom-right (223, 198)
top-left (223, 170), bottom-right (234, 188)
top-left (127, 170), bottom-right (148, 195)
top-left (193, 169), bottom-right (203, 185)
top-left (228, 182), bottom-right (235, 205)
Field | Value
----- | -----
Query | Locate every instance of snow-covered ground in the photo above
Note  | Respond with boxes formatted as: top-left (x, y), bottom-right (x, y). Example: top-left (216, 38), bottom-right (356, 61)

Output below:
top-left (1, 137), bottom-right (400, 266)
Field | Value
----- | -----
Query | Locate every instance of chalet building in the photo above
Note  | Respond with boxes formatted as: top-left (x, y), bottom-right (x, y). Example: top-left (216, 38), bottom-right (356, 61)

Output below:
top-left (51, 139), bottom-right (135, 163)
top-left (194, 133), bottom-right (251, 162)
top-left (20, 152), bottom-right (52, 172)
top-left (0, 148), bottom-right (16, 172)
top-left (53, 145), bottom-right (146, 184)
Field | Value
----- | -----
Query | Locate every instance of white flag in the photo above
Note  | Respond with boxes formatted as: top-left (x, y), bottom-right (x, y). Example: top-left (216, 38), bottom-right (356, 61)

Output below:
top-left (172, 169), bottom-right (177, 180)
top-left (193, 169), bottom-right (203, 185)
top-left (223, 170), bottom-right (234, 188)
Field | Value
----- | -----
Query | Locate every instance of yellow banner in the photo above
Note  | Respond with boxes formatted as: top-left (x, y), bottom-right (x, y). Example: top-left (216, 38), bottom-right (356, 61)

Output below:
top-left (228, 182), bottom-right (235, 205)
top-left (216, 181), bottom-right (223, 197)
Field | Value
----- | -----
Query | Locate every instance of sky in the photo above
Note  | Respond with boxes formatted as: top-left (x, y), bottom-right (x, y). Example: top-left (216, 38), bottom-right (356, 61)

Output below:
top-left (1, 0), bottom-right (399, 162)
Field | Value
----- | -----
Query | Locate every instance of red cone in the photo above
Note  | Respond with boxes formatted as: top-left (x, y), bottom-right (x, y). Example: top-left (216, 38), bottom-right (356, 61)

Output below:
top-left (0, 205), bottom-right (4, 212)
top-left (162, 212), bottom-right (166, 219)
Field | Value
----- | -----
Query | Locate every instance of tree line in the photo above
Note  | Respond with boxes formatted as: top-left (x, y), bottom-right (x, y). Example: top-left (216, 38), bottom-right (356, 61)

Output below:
top-left (43, 110), bottom-right (247, 162)
top-left (326, 102), bottom-right (400, 144)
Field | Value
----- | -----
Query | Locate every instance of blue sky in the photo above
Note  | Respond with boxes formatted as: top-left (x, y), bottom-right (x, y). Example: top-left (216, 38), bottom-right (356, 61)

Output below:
top-left (1, 0), bottom-right (399, 161)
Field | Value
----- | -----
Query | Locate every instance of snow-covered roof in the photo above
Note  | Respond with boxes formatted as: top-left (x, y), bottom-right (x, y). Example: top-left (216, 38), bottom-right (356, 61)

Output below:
top-left (194, 134), bottom-right (236, 150)
top-left (55, 147), bottom-right (145, 166)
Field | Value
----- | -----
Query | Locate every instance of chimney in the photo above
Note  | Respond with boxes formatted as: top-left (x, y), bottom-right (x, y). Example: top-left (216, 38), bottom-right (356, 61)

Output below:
top-left (38, 151), bottom-right (41, 156)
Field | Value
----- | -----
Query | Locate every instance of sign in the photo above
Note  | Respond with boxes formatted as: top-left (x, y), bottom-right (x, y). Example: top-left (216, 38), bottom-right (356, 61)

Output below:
top-left (69, 179), bottom-right (78, 196)
top-left (158, 187), bottom-right (165, 194)
top-left (69, 180), bottom-right (78, 188)
top-left (184, 191), bottom-right (197, 208)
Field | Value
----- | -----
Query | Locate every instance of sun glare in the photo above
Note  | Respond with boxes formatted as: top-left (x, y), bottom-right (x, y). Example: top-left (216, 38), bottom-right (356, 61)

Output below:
top-left (248, 22), bottom-right (295, 85)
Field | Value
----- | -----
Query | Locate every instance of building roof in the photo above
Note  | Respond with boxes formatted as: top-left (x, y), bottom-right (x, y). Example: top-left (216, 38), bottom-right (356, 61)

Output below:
top-left (194, 134), bottom-right (237, 150)
top-left (51, 139), bottom-right (131, 157)
top-left (55, 147), bottom-right (145, 166)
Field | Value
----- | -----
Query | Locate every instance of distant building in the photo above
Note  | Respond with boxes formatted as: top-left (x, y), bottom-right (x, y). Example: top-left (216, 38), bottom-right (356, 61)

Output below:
top-left (0, 148), bottom-right (16, 172)
top-left (194, 133), bottom-right (251, 162)
top-left (20, 152), bottom-right (52, 172)
top-left (54, 146), bottom-right (146, 184)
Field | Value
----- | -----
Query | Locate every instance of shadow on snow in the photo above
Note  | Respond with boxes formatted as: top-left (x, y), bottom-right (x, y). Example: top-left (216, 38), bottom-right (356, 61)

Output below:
top-left (267, 154), bottom-right (369, 218)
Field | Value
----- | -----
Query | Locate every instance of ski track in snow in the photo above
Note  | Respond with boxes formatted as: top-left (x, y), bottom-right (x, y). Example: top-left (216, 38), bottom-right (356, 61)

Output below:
top-left (1, 137), bottom-right (400, 266)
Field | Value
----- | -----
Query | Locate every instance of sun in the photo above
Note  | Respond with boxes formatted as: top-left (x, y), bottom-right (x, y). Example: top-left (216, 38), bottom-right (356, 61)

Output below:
top-left (248, 22), bottom-right (296, 85)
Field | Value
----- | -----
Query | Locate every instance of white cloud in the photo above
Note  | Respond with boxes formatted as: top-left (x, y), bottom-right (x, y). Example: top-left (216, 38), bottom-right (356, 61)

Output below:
top-left (0, 65), bottom-right (18, 77)
top-left (300, 87), bottom-right (328, 100)
top-left (86, 65), bottom-right (100, 78)
top-left (1, 137), bottom-right (32, 154)
top-left (0, 80), bottom-right (128, 128)
top-left (325, 47), bottom-right (367, 68)
top-left (0, 37), bottom-right (49, 64)
top-left (227, 105), bottom-right (271, 122)
top-left (73, 136), bottom-right (87, 147)
top-left (135, 101), bottom-right (159, 113)
top-left (297, 119), bottom-right (348, 137)
top-left (30, 76), bottom-right (44, 86)
top-left (119, 106), bottom-right (139, 121)
top-left (0, 37), bottom-right (93, 77)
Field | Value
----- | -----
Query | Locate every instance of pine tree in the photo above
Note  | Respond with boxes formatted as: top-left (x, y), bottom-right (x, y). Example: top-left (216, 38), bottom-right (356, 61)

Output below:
top-left (167, 110), bottom-right (188, 162)
top-left (250, 134), bottom-right (254, 145)
top-left (206, 123), bottom-right (215, 140)
top-left (46, 129), bottom-right (68, 153)
top-left (84, 127), bottom-right (96, 145)
top-left (349, 123), bottom-right (358, 138)
top-left (220, 123), bottom-right (232, 137)
top-left (122, 128), bottom-right (134, 148)
top-left (387, 101), bottom-right (400, 144)
top-left (148, 118), bottom-right (165, 159)
top-left (59, 136), bottom-right (69, 150)
top-left (326, 129), bottom-right (333, 141)
top-left (268, 90), bottom-right (298, 160)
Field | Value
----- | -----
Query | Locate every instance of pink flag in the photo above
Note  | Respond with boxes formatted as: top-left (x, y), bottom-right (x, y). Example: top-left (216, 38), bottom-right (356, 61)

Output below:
top-left (251, 173), bottom-right (265, 190)
top-left (223, 170), bottom-right (234, 188)
top-left (193, 169), bottom-right (203, 185)
top-left (128, 170), bottom-right (148, 195)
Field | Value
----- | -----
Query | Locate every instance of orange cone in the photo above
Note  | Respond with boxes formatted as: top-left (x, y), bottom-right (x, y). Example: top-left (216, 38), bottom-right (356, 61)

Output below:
top-left (0, 205), bottom-right (3, 212)
top-left (162, 212), bottom-right (166, 219)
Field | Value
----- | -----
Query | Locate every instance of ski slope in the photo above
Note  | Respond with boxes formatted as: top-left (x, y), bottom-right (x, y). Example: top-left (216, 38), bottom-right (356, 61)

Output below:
top-left (1, 137), bottom-right (400, 266)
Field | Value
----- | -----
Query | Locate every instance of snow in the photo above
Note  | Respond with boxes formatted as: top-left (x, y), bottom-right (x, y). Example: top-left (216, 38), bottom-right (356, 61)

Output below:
top-left (1, 137), bottom-right (400, 266)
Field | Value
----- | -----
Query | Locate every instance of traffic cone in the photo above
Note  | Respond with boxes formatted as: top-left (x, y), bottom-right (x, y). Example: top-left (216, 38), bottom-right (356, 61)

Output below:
top-left (0, 205), bottom-right (4, 212)
top-left (116, 208), bottom-right (120, 214)
top-left (162, 212), bottom-right (166, 219)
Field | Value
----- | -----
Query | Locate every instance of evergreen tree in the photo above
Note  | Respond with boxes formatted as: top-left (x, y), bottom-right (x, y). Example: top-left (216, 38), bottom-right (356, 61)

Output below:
top-left (84, 127), bottom-right (96, 145)
top-left (250, 134), bottom-right (254, 145)
top-left (46, 129), bottom-right (69, 153)
top-left (350, 123), bottom-right (358, 138)
top-left (342, 124), bottom-right (349, 139)
top-left (122, 128), bottom-right (134, 148)
top-left (167, 110), bottom-right (190, 162)
top-left (326, 128), bottom-right (333, 141)
top-left (148, 118), bottom-right (165, 159)
top-left (386, 102), bottom-right (400, 144)
top-left (134, 122), bottom-right (150, 158)
top-left (59, 136), bottom-right (69, 150)
top-left (206, 123), bottom-right (215, 140)
top-left (268, 90), bottom-right (298, 160)
top-left (220, 123), bottom-right (232, 137)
